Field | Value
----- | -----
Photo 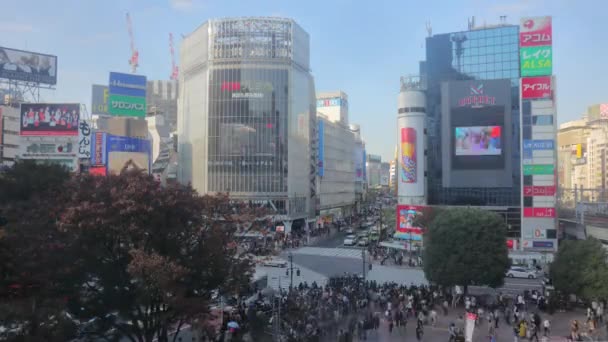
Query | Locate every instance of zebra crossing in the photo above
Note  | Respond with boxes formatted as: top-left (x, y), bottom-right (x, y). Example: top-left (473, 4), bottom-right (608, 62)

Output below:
top-left (289, 246), bottom-right (365, 259)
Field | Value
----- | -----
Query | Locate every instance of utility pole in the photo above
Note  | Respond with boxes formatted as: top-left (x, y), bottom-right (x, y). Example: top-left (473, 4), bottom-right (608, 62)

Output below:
top-left (286, 252), bottom-right (300, 289)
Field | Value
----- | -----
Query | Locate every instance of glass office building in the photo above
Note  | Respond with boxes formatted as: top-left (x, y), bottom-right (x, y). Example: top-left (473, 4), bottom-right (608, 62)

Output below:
top-left (421, 24), bottom-right (521, 235)
top-left (178, 17), bottom-right (317, 221)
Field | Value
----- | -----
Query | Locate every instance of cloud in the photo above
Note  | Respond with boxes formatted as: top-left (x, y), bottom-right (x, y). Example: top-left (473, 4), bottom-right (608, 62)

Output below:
top-left (170, 0), bottom-right (194, 11)
top-left (0, 22), bottom-right (37, 33)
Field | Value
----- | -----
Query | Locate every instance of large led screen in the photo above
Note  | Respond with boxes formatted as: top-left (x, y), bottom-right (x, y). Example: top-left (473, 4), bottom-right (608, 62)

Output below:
top-left (455, 126), bottom-right (502, 156)
top-left (450, 105), bottom-right (506, 170)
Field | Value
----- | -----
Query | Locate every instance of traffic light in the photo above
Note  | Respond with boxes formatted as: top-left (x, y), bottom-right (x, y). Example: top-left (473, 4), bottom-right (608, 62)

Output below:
top-left (296, 269), bottom-right (300, 277)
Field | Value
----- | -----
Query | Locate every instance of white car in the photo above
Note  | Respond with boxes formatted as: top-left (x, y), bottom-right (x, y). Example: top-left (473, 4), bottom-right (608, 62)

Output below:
top-left (506, 267), bottom-right (537, 279)
top-left (344, 235), bottom-right (357, 246)
top-left (357, 238), bottom-right (369, 247)
top-left (345, 227), bottom-right (355, 234)
top-left (262, 259), bottom-right (288, 268)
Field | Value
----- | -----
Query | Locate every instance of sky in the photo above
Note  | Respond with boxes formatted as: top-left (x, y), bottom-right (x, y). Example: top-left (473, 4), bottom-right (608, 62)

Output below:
top-left (1, 0), bottom-right (606, 162)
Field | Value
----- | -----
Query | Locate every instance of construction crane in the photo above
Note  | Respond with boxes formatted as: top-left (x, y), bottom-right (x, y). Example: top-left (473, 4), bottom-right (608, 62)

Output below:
top-left (169, 33), bottom-right (179, 80)
top-left (126, 12), bottom-right (139, 73)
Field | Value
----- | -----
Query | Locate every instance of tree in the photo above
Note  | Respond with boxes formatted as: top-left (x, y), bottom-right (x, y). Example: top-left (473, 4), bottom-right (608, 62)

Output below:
top-left (0, 161), bottom-right (74, 341)
top-left (56, 169), bottom-right (260, 342)
top-left (423, 208), bottom-right (510, 292)
top-left (550, 238), bottom-right (608, 300)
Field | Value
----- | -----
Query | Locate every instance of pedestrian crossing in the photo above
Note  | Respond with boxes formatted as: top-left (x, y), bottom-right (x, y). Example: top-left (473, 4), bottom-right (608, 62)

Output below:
top-left (291, 247), bottom-right (365, 259)
top-left (261, 263), bottom-right (328, 291)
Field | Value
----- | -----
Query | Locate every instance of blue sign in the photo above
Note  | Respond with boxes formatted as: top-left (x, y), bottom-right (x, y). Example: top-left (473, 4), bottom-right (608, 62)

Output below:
top-left (523, 148), bottom-right (533, 159)
top-left (362, 149), bottom-right (367, 179)
top-left (532, 241), bottom-right (554, 248)
top-left (90, 132), bottom-right (107, 166)
top-left (317, 120), bottom-right (325, 177)
top-left (109, 72), bottom-right (147, 98)
top-left (523, 139), bottom-right (554, 151)
top-left (107, 135), bottom-right (151, 153)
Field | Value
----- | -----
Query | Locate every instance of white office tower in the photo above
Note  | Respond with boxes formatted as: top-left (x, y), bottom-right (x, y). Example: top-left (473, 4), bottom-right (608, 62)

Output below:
top-left (397, 76), bottom-right (427, 205)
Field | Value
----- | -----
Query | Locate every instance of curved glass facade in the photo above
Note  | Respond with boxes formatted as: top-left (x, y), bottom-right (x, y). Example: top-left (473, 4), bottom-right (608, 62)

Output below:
top-left (178, 17), bottom-right (316, 219)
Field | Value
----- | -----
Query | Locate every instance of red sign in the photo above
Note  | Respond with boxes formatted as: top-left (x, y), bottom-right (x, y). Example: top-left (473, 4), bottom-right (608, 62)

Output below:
top-left (520, 17), bottom-right (552, 47)
top-left (522, 77), bottom-right (552, 99)
top-left (396, 205), bottom-right (426, 234)
top-left (523, 207), bottom-right (556, 218)
top-left (523, 185), bottom-right (556, 197)
top-left (89, 166), bottom-right (107, 176)
top-left (221, 82), bottom-right (241, 92)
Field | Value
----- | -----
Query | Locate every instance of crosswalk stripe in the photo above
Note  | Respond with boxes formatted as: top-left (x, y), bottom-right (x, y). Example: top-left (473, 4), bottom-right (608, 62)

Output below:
top-left (291, 247), bottom-right (364, 259)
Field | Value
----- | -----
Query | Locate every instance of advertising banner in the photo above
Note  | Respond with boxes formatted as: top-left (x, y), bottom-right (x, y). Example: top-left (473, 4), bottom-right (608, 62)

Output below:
top-left (395, 205), bottom-right (425, 241)
top-left (78, 120), bottom-right (92, 159)
top-left (109, 72), bottom-right (147, 98)
top-left (524, 185), bottom-right (556, 197)
top-left (318, 120), bottom-right (325, 177)
top-left (522, 76), bottom-right (552, 99)
top-left (316, 98), bottom-right (342, 107)
top-left (90, 131), bottom-right (107, 166)
top-left (523, 164), bottom-right (554, 175)
top-left (108, 94), bottom-right (146, 117)
top-left (91, 85), bottom-right (109, 115)
top-left (601, 104), bottom-right (608, 119)
top-left (107, 135), bottom-right (151, 174)
top-left (400, 127), bottom-right (416, 183)
top-left (20, 103), bottom-right (79, 136)
top-left (523, 207), bottom-right (556, 218)
top-left (532, 241), bottom-right (554, 248)
top-left (0, 47), bottom-right (58, 85)
top-left (521, 46), bottom-right (552, 77)
top-left (523, 139), bottom-right (554, 151)
top-left (520, 17), bottom-right (552, 47)
top-left (89, 166), bottom-right (107, 176)
top-left (362, 149), bottom-right (367, 180)
top-left (20, 140), bottom-right (77, 158)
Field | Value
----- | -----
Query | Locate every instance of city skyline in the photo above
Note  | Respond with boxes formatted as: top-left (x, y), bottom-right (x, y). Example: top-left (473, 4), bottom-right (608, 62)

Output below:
top-left (1, 0), bottom-right (605, 162)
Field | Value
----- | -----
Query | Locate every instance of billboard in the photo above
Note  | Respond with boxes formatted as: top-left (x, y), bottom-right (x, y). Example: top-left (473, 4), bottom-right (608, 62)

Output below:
top-left (521, 46), bottom-right (552, 77)
top-left (520, 16), bottom-right (552, 47)
top-left (316, 98), bottom-right (344, 107)
top-left (524, 185), bottom-right (556, 197)
top-left (318, 120), bottom-right (324, 177)
top-left (523, 207), bottom-right (556, 218)
top-left (395, 205), bottom-right (425, 241)
top-left (20, 140), bottom-right (77, 158)
top-left (0, 47), bottom-right (57, 85)
top-left (400, 127), bottom-right (416, 183)
top-left (78, 120), bottom-right (92, 159)
top-left (108, 72), bottom-right (147, 117)
top-left (454, 126), bottom-right (501, 156)
top-left (91, 85), bottom-right (109, 115)
top-left (90, 132), bottom-right (107, 166)
top-left (20, 103), bottom-right (79, 136)
top-left (107, 135), bottom-right (151, 174)
top-left (522, 76), bottom-right (552, 99)
top-left (523, 139), bottom-right (554, 151)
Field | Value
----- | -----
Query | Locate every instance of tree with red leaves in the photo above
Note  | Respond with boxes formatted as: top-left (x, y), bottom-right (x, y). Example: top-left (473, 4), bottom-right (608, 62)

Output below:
top-left (58, 169), bottom-right (260, 342)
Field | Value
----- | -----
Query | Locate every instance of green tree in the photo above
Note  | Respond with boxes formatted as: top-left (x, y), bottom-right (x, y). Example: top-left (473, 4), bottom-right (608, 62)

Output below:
top-left (0, 161), bottom-right (74, 342)
top-left (423, 208), bottom-right (510, 292)
top-left (550, 238), bottom-right (608, 300)
top-left (57, 170), bottom-right (259, 342)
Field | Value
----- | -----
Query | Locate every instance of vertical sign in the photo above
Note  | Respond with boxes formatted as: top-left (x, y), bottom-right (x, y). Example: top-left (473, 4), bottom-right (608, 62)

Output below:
top-left (91, 85), bottom-right (109, 115)
top-left (317, 120), bottom-right (324, 177)
top-left (400, 127), bottom-right (417, 183)
top-left (78, 120), bottom-right (91, 159)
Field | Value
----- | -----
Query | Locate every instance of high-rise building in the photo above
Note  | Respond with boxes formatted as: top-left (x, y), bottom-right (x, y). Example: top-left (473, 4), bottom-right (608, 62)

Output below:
top-left (317, 91), bottom-right (348, 124)
top-left (350, 124), bottom-right (366, 208)
top-left (421, 21), bottom-right (523, 238)
top-left (178, 17), bottom-right (317, 231)
top-left (147, 80), bottom-right (178, 131)
top-left (317, 113), bottom-right (356, 220)
top-left (366, 154), bottom-right (382, 188)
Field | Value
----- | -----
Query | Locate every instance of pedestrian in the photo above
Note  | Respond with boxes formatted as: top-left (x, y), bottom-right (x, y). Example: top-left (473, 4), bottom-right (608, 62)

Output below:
top-left (443, 299), bottom-right (449, 316)
top-left (494, 307), bottom-right (500, 328)
top-left (416, 323), bottom-right (424, 341)
top-left (430, 309), bottom-right (438, 326)
top-left (449, 323), bottom-right (457, 342)
top-left (388, 318), bottom-right (394, 335)
top-left (542, 318), bottom-right (550, 336)
top-left (529, 321), bottom-right (539, 342)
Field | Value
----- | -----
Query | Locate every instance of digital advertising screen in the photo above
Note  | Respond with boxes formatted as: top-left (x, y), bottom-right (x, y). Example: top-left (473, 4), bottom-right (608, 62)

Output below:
top-left (454, 126), bottom-right (502, 156)
top-left (450, 106), bottom-right (506, 170)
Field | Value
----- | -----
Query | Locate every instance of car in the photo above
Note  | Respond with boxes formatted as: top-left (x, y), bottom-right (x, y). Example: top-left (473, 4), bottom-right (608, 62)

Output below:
top-left (506, 267), bottom-right (537, 279)
top-left (357, 238), bottom-right (369, 246)
top-left (345, 227), bottom-right (355, 234)
top-left (369, 232), bottom-right (380, 242)
top-left (344, 235), bottom-right (357, 246)
top-left (262, 259), bottom-right (288, 268)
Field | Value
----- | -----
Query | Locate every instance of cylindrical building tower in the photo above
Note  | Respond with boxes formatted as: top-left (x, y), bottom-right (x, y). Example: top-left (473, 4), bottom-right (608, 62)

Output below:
top-left (397, 76), bottom-right (427, 205)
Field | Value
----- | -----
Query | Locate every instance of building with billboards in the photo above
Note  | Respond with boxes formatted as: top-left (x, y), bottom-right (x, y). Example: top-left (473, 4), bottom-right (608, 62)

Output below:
top-left (317, 91), bottom-right (348, 124)
top-left (350, 124), bottom-right (367, 207)
top-left (421, 20), bottom-right (524, 239)
top-left (178, 17), bottom-right (317, 231)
